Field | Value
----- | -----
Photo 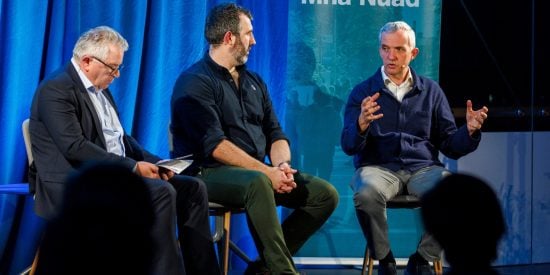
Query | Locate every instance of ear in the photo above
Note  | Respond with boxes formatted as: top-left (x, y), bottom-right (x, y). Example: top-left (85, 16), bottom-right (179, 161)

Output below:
top-left (222, 31), bottom-right (235, 46)
top-left (411, 48), bottom-right (419, 60)
top-left (80, 56), bottom-right (93, 72)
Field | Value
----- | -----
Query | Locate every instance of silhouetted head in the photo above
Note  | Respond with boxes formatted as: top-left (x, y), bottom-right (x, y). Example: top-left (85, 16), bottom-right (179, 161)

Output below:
top-left (421, 173), bottom-right (505, 271)
top-left (37, 161), bottom-right (154, 275)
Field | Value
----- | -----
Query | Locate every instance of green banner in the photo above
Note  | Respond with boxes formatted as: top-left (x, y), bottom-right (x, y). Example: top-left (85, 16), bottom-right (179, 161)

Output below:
top-left (286, 0), bottom-right (442, 258)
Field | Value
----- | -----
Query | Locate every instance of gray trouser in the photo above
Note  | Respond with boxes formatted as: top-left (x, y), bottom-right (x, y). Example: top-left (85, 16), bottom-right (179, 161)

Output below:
top-left (351, 165), bottom-right (449, 261)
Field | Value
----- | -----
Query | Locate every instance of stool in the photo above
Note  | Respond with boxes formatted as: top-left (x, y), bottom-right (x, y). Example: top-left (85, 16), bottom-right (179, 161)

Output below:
top-left (209, 202), bottom-right (252, 275)
top-left (361, 194), bottom-right (443, 275)
top-left (0, 183), bottom-right (39, 275)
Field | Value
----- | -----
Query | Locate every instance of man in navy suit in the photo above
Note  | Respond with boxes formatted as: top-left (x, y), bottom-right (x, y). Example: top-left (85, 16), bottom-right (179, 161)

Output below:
top-left (29, 26), bottom-right (220, 275)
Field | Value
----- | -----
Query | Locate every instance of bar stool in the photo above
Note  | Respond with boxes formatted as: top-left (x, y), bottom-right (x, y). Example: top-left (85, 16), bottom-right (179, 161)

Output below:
top-left (361, 194), bottom-right (443, 275)
top-left (209, 202), bottom-right (252, 275)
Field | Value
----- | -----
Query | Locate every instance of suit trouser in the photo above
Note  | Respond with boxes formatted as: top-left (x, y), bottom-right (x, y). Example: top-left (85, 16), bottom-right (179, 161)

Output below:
top-left (200, 165), bottom-right (339, 275)
top-left (351, 165), bottom-right (448, 262)
top-left (144, 176), bottom-right (220, 275)
top-left (169, 175), bottom-right (221, 275)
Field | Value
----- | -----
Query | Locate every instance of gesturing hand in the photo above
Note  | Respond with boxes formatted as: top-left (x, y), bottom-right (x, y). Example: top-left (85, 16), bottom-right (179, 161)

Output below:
top-left (465, 100), bottom-right (489, 136)
top-left (358, 92), bottom-right (384, 133)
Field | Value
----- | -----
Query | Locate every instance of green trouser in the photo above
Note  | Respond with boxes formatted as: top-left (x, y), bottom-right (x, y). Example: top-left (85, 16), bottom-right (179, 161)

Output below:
top-left (199, 165), bottom-right (339, 275)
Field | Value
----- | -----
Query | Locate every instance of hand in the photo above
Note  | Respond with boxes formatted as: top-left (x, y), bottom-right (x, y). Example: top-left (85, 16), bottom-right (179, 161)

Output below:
top-left (358, 92), bottom-right (384, 133)
top-left (266, 164), bottom-right (297, 194)
top-left (159, 167), bottom-right (175, 181)
top-left (135, 161), bottom-right (160, 179)
top-left (277, 162), bottom-right (297, 193)
top-left (465, 100), bottom-right (489, 136)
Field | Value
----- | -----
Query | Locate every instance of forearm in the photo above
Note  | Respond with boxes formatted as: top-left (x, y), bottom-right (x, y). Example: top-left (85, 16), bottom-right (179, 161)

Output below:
top-left (341, 120), bottom-right (368, 156)
top-left (269, 139), bottom-right (291, 167)
top-left (212, 139), bottom-right (271, 174)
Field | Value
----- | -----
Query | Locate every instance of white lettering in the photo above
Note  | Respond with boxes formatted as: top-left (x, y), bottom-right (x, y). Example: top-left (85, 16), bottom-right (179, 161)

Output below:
top-left (392, 0), bottom-right (404, 7)
top-left (360, 0), bottom-right (376, 5)
top-left (360, 0), bottom-right (419, 7)
top-left (301, 0), bottom-right (351, 5)
top-left (378, 0), bottom-right (391, 7)
top-left (406, 0), bottom-right (419, 7)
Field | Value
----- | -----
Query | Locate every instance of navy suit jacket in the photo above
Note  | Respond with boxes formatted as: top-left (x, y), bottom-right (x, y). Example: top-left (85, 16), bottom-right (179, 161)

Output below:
top-left (29, 62), bottom-right (161, 219)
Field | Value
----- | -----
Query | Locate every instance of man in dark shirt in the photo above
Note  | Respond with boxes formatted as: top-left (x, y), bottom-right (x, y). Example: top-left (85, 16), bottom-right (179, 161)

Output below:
top-left (341, 21), bottom-right (489, 275)
top-left (171, 3), bottom-right (339, 274)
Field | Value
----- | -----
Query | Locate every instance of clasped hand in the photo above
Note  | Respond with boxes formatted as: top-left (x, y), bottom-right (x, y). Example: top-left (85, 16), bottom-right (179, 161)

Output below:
top-left (270, 162), bottom-right (297, 194)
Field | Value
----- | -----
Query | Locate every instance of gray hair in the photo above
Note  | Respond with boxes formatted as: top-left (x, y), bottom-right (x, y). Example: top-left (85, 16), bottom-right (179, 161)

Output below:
top-left (379, 21), bottom-right (416, 49)
top-left (72, 26), bottom-right (128, 60)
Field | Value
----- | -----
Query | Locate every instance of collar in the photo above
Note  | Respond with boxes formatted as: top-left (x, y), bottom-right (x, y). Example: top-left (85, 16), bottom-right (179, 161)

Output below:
top-left (204, 51), bottom-right (246, 75)
top-left (71, 58), bottom-right (99, 93)
top-left (380, 66), bottom-right (413, 86)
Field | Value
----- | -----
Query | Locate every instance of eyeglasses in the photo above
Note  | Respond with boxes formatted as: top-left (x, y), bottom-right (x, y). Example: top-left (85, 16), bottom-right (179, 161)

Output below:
top-left (91, 56), bottom-right (123, 75)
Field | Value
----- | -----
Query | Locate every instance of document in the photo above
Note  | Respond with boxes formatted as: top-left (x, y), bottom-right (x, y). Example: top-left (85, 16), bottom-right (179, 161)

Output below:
top-left (156, 154), bottom-right (193, 174)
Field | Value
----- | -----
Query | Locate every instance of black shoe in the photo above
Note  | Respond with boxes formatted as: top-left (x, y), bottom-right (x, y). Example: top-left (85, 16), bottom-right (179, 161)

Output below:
top-left (244, 260), bottom-right (269, 275)
top-left (378, 262), bottom-right (397, 275)
top-left (404, 253), bottom-right (434, 275)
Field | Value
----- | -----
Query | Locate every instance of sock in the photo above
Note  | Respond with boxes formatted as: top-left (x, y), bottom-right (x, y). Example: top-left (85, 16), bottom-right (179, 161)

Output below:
top-left (379, 250), bottom-right (396, 264)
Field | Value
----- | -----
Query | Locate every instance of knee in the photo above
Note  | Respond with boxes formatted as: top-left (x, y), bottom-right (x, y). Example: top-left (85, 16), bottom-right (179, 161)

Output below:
top-left (321, 183), bottom-right (339, 211)
top-left (353, 188), bottom-right (383, 213)
top-left (243, 171), bottom-right (273, 200)
top-left (156, 181), bottom-right (177, 204)
top-left (173, 175), bottom-right (208, 201)
top-left (187, 176), bottom-right (207, 196)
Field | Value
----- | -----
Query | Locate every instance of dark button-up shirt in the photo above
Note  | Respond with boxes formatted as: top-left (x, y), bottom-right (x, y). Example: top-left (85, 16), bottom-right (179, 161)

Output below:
top-left (341, 68), bottom-right (481, 172)
top-left (171, 53), bottom-right (287, 168)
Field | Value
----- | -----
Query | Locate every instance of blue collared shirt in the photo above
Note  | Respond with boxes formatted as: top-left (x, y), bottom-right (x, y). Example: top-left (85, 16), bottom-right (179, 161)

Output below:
top-left (71, 58), bottom-right (125, 156)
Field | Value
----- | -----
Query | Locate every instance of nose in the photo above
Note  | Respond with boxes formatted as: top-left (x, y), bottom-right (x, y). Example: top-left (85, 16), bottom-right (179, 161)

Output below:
top-left (385, 49), bottom-right (396, 59)
top-left (112, 69), bottom-right (121, 78)
top-left (250, 33), bottom-right (257, 45)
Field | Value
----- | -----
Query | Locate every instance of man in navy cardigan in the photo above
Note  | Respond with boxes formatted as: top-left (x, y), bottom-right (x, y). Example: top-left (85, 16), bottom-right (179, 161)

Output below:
top-left (341, 21), bottom-right (489, 275)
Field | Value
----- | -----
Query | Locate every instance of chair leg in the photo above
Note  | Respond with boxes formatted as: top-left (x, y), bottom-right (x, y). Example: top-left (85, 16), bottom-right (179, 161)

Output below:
top-left (26, 248), bottom-right (39, 275)
top-left (221, 211), bottom-right (231, 275)
top-left (229, 240), bottom-right (252, 264)
top-left (433, 259), bottom-right (443, 275)
top-left (368, 256), bottom-right (374, 275)
top-left (362, 247), bottom-right (374, 275)
top-left (361, 247), bottom-right (368, 275)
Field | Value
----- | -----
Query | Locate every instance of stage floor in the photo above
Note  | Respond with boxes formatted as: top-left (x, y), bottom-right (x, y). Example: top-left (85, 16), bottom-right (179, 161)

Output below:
top-left (228, 262), bottom-right (550, 275)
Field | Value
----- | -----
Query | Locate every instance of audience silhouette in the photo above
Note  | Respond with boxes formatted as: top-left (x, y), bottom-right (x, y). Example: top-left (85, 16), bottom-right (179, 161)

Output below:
top-left (35, 161), bottom-right (155, 275)
top-left (421, 173), bottom-right (506, 275)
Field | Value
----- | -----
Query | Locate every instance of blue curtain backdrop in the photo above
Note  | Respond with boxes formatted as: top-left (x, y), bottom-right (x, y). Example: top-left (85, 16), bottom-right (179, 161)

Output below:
top-left (0, 0), bottom-right (287, 274)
